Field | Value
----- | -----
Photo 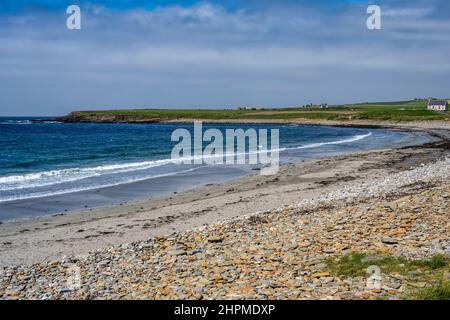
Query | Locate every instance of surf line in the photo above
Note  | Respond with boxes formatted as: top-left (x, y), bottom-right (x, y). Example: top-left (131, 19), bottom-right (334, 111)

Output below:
top-left (171, 121), bottom-right (280, 175)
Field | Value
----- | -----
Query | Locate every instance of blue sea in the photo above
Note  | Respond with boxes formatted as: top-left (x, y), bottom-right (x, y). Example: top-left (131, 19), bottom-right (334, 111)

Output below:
top-left (0, 117), bottom-right (435, 221)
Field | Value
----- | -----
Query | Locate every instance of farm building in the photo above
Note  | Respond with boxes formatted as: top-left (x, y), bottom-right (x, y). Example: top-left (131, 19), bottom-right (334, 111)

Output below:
top-left (427, 99), bottom-right (448, 112)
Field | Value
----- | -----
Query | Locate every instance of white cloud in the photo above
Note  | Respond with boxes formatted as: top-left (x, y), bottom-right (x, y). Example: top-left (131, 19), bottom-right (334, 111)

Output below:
top-left (383, 7), bottom-right (433, 18)
top-left (0, 1), bottom-right (449, 115)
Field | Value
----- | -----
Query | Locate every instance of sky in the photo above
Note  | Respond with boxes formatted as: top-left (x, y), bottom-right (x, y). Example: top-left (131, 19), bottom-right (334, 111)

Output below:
top-left (0, 0), bottom-right (449, 116)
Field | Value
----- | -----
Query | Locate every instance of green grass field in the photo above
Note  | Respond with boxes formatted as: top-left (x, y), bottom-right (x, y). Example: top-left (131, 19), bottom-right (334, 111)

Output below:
top-left (76, 99), bottom-right (449, 122)
top-left (325, 252), bottom-right (450, 300)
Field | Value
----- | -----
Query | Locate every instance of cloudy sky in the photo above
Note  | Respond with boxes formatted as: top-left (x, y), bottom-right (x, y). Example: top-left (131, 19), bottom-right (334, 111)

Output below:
top-left (0, 0), bottom-right (449, 116)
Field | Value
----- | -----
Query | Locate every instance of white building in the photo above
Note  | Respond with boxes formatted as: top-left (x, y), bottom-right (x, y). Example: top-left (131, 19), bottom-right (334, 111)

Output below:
top-left (427, 99), bottom-right (448, 112)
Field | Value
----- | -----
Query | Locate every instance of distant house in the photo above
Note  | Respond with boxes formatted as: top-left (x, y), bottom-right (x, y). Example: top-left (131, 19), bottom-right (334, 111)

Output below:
top-left (427, 99), bottom-right (448, 112)
top-left (238, 106), bottom-right (266, 111)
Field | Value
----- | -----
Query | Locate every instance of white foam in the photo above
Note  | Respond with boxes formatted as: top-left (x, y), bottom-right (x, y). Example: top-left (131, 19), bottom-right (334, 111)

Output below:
top-left (0, 120), bottom-right (32, 125)
top-left (0, 131), bottom-right (373, 200)
top-left (0, 168), bottom-right (199, 203)
top-left (0, 158), bottom-right (177, 191)
top-left (292, 132), bottom-right (372, 150)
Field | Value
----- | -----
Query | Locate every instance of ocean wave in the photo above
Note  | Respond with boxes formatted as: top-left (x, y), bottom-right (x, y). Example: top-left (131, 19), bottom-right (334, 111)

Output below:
top-left (0, 168), bottom-right (199, 203)
top-left (0, 120), bottom-right (32, 125)
top-left (0, 158), bottom-right (177, 191)
top-left (252, 132), bottom-right (372, 153)
top-left (0, 131), bottom-right (372, 196)
top-left (290, 132), bottom-right (372, 150)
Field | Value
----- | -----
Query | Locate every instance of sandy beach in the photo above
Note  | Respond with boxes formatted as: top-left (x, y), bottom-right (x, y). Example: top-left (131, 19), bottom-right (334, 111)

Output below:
top-left (0, 121), bottom-right (448, 268)
top-left (0, 121), bottom-right (449, 300)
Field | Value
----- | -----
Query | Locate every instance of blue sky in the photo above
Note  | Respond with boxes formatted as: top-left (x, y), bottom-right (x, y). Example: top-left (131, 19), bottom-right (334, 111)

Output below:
top-left (0, 0), bottom-right (200, 11)
top-left (0, 0), bottom-right (373, 11)
top-left (0, 0), bottom-right (449, 116)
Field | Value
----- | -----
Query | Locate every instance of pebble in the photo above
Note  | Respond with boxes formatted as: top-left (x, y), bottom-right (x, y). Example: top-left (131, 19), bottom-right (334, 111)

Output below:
top-left (382, 237), bottom-right (399, 245)
top-left (207, 236), bottom-right (224, 243)
top-left (171, 250), bottom-right (187, 256)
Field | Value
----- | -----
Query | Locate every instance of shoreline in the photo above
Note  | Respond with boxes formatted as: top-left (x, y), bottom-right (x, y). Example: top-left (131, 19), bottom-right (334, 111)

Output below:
top-left (0, 131), bottom-right (448, 299)
top-left (45, 116), bottom-right (450, 130)
top-left (0, 121), bottom-right (448, 268)
top-left (0, 121), bottom-right (437, 224)
top-left (162, 119), bottom-right (450, 142)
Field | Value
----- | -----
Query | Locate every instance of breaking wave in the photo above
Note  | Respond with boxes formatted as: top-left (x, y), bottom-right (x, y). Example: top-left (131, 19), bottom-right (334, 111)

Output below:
top-left (0, 131), bottom-right (372, 202)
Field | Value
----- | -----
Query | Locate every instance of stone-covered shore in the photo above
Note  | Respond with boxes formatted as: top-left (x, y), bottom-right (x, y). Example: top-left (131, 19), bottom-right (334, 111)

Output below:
top-left (1, 158), bottom-right (449, 300)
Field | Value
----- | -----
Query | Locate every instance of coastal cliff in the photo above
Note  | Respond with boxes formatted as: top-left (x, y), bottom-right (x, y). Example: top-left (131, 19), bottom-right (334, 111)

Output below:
top-left (55, 111), bottom-right (161, 123)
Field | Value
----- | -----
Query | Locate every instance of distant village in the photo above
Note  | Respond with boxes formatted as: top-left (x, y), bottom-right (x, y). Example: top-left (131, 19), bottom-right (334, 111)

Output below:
top-left (238, 103), bottom-right (329, 111)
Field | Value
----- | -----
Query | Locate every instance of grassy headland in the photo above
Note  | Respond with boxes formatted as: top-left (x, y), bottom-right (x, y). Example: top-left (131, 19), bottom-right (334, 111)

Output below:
top-left (56, 99), bottom-right (449, 123)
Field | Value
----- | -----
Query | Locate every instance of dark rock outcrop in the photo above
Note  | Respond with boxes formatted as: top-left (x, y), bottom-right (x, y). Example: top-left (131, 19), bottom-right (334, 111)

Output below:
top-left (53, 112), bottom-right (161, 124)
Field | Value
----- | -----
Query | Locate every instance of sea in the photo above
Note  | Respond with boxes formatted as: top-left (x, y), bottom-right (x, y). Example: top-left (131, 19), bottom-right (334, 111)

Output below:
top-left (0, 117), bottom-right (435, 221)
